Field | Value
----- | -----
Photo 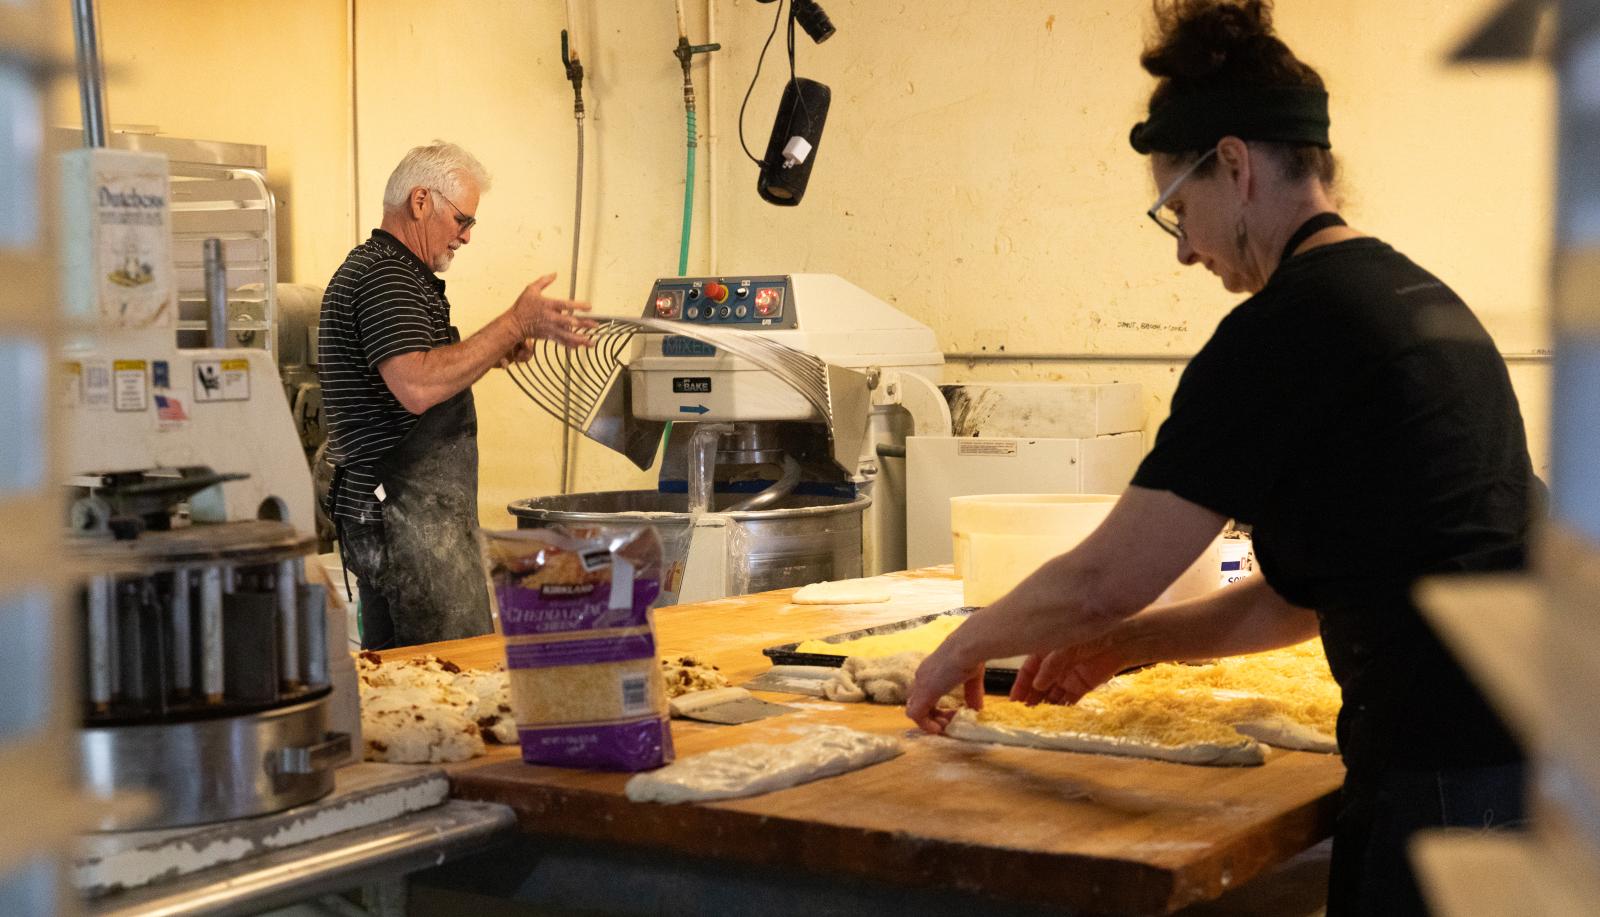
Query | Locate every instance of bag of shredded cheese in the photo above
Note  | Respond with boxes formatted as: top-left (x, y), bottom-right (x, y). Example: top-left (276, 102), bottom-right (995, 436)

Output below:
top-left (479, 525), bottom-right (672, 771)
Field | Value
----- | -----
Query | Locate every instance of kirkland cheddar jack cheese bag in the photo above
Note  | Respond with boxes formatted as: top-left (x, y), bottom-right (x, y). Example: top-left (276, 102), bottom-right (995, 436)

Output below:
top-left (479, 525), bottom-right (671, 771)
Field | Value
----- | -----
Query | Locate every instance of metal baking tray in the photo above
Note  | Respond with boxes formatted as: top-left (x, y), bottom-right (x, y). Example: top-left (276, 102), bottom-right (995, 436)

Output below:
top-left (762, 608), bottom-right (1021, 694)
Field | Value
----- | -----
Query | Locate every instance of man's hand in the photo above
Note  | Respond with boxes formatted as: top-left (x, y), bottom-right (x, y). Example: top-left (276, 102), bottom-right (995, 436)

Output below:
top-left (496, 337), bottom-right (536, 369)
top-left (511, 273), bottom-right (595, 348)
top-left (1009, 635), bottom-right (1128, 707)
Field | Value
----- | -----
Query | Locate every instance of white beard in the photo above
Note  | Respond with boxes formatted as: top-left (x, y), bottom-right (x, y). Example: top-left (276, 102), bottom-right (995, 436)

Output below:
top-left (431, 249), bottom-right (455, 273)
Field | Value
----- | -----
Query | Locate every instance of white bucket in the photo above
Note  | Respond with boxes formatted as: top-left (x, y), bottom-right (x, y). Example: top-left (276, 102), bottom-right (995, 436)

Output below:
top-left (952, 494), bottom-right (1120, 606)
top-left (950, 493), bottom-right (1227, 608)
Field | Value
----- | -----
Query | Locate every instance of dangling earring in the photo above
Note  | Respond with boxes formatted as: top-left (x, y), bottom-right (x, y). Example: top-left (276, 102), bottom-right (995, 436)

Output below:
top-left (1233, 216), bottom-right (1249, 257)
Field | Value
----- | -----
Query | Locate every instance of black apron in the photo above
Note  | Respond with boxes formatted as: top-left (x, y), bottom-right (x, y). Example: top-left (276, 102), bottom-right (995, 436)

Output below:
top-left (368, 325), bottom-right (493, 645)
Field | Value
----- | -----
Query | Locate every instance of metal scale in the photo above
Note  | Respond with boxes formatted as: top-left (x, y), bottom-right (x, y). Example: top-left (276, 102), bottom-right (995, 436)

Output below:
top-left (506, 274), bottom-right (953, 602)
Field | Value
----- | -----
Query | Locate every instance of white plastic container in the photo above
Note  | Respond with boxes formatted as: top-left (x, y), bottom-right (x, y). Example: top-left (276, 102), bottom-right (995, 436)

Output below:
top-left (950, 494), bottom-right (1225, 608)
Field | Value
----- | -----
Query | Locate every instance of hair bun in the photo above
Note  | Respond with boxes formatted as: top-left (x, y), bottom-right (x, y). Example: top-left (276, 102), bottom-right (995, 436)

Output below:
top-left (1142, 0), bottom-right (1281, 84)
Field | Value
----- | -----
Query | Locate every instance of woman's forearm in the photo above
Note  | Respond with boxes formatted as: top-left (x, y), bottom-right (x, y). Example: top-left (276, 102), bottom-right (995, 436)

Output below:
top-left (1118, 574), bottom-right (1321, 668)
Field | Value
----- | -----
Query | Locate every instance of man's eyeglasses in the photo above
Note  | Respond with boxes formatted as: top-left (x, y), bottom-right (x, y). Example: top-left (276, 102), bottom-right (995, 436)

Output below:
top-left (430, 188), bottom-right (477, 234)
top-left (1146, 147), bottom-right (1217, 240)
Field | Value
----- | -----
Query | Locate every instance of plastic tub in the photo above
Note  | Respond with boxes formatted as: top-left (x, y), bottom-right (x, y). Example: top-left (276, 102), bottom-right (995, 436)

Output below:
top-left (950, 494), bottom-right (1223, 607)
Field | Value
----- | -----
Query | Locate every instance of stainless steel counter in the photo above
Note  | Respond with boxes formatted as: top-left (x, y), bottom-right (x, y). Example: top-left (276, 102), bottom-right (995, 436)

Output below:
top-left (84, 799), bottom-right (514, 917)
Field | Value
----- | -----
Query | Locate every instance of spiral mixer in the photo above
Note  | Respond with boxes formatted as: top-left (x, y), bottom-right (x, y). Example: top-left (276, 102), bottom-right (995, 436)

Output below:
top-left (506, 274), bottom-right (953, 602)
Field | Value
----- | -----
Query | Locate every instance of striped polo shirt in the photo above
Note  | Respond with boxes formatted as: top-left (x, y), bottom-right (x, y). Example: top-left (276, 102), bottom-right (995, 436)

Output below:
top-left (317, 229), bottom-right (452, 524)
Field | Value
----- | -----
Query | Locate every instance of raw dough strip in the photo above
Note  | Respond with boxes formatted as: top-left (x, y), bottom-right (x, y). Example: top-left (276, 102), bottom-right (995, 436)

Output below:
top-left (944, 708), bottom-right (1265, 767)
top-left (624, 726), bottom-right (903, 803)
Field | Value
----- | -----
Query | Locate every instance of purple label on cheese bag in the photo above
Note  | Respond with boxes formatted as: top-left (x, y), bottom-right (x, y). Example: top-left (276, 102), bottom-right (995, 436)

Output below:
top-left (518, 717), bottom-right (675, 772)
top-left (504, 633), bottom-right (657, 669)
top-left (497, 578), bottom-right (662, 637)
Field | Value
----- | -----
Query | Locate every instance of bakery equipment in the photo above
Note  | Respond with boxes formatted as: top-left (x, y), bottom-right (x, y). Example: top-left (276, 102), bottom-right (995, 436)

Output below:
top-left (507, 274), bottom-right (952, 602)
top-left (59, 137), bottom-right (352, 832)
top-left (906, 381), bottom-right (1146, 569)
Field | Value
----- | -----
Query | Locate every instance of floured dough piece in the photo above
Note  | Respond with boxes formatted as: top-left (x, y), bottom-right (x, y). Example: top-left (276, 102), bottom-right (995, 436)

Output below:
top-left (363, 703), bottom-right (485, 764)
top-left (823, 651), bottom-right (926, 704)
top-left (660, 655), bottom-right (731, 699)
top-left (1232, 715), bottom-right (1338, 754)
top-left (625, 726), bottom-right (903, 804)
top-left (356, 652), bottom-right (518, 761)
top-left (791, 578), bottom-right (892, 605)
top-left (945, 703), bottom-right (1264, 767)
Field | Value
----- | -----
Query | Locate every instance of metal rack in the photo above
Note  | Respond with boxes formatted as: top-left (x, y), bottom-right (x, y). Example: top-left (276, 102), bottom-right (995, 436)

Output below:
top-left (51, 129), bottom-right (280, 360)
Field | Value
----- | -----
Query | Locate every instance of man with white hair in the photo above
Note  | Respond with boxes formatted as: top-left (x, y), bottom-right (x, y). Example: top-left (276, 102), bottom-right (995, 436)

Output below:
top-left (318, 140), bottom-right (592, 648)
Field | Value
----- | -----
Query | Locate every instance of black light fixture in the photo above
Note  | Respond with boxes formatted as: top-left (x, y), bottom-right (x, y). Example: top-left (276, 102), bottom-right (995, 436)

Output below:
top-left (791, 0), bottom-right (836, 44)
top-left (745, 0), bottom-right (838, 206)
top-left (758, 78), bottom-right (831, 206)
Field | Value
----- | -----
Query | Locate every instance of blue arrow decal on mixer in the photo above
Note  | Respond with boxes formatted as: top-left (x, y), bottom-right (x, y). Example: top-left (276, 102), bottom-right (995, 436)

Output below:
top-left (679, 404), bottom-right (710, 415)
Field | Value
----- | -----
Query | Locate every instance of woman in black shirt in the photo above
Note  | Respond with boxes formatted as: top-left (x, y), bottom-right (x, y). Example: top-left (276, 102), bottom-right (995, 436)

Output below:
top-left (905, 3), bottom-right (1536, 914)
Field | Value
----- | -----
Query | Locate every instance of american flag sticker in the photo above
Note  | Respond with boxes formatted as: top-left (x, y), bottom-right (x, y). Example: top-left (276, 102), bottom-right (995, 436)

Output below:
top-left (155, 394), bottom-right (188, 423)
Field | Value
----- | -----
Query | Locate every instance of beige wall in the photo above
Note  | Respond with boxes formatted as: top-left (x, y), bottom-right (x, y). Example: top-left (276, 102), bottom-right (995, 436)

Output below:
top-left (707, 0), bottom-right (1553, 470)
top-left (353, 0), bottom-right (708, 522)
top-left (49, 0), bottom-right (354, 286)
top-left (58, 0), bottom-right (1556, 526)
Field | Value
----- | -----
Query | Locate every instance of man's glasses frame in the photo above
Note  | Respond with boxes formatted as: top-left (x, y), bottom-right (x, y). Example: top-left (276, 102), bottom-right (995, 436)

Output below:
top-left (430, 188), bottom-right (477, 234)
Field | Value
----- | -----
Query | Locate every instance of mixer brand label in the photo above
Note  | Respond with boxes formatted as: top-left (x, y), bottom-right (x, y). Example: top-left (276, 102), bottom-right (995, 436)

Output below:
top-left (112, 360), bottom-right (148, 412)
top-left (663, 336), bottom-right (716, 357)
top-left (672, 377), bottom-right (713, 394)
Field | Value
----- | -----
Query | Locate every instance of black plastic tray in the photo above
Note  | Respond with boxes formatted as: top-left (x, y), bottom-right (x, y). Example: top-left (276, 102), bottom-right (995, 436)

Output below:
top-left (762, 608), bottom-right (1020, 694)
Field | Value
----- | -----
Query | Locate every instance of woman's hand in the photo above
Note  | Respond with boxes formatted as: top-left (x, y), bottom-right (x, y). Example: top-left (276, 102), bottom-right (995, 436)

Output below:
top-left (905, 635), bottom-right (986, 734)
top-left (1009, 634), bottom-right (1129, 707)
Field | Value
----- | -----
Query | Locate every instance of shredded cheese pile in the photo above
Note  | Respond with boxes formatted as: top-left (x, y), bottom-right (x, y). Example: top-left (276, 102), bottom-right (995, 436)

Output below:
top-left (1105, 639), bottom-right (1341, 737)
top-left (978, 639), bottom-right (1341, 748)
top-left (977, 697), bottom-right (1247, 747)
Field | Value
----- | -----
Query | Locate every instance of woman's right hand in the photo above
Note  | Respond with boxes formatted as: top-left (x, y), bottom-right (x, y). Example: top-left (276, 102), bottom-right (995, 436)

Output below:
top-left (1009, 634), bottom-right (1130, 707)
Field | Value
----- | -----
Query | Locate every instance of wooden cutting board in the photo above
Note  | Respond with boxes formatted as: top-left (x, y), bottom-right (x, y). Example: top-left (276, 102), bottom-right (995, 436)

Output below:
top-left (395, 567), bottom-right (1346, 915)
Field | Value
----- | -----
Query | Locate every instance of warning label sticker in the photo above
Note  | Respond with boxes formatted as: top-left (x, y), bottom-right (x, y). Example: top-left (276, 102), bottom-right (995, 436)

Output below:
top-left (193, 358), bottom-right (251, 402)
top-left (956, 440), bottom-right (1019, 457)
top-left (113, 359), bottom-right (149, 412)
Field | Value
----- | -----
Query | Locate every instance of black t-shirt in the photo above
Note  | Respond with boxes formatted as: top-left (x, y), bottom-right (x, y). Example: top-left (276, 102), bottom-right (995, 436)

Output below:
top-left (318, 230), bottom-right (454, 524)
top-left (1132, 237), bottom-right (1535, 777)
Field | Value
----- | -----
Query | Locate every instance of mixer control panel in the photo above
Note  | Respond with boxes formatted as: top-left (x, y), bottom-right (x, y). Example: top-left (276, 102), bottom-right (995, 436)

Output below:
top-left (646, 275), bottom-right (797, 329)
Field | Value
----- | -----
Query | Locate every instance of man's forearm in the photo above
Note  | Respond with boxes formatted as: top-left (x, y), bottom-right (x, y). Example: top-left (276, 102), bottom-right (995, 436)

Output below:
top-left (380, 313), bottom-right (522, 414)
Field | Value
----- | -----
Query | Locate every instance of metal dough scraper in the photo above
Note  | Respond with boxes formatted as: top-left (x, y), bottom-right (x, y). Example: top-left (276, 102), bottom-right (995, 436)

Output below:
top-left (668, 687), bottom-right (796, 725)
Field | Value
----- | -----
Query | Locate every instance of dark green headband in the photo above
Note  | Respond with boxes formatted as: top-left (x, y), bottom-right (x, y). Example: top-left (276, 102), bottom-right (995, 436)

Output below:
top-left (1129, 84), bottom-right (1331, 155)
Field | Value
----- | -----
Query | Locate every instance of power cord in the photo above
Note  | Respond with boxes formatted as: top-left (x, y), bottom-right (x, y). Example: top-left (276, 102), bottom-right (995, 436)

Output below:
top-left (738, 0), bottom-right (786, 165)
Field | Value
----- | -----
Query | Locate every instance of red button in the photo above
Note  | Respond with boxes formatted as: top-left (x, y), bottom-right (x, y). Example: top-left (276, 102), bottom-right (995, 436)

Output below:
top-left (754, 287), bottom-right (782, 316)
top-left (654, 293), bottom-right (680, 318)
top-left (704, 281), bottom-right (729, 303)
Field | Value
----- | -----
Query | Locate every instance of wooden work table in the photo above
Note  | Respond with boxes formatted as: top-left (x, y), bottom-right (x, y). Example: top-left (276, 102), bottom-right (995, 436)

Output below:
top-left (399, 567), bottom-right (1345, 916)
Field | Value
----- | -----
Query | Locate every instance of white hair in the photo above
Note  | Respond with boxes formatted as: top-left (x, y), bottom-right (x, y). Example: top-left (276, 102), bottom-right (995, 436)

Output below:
top-left (381, 140), bottom-right (491, 211)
